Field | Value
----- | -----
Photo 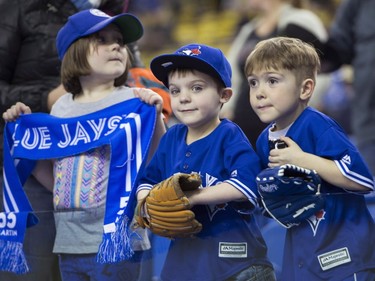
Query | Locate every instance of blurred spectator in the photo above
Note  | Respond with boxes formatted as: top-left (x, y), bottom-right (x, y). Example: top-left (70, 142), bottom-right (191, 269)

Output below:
top-left (318, 67), bottom-right (354, 134)
top-left (126, 0), bottom-right (177, 52)
top-left (221, 0), bottom-right (328, 147)
top-left (321, 0), bottom-right (375, 177)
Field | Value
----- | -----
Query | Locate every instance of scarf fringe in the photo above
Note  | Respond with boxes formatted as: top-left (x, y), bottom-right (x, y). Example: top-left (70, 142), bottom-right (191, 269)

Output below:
top-left (96, 215), bottom-right (135, 263)
top-left (0, 240), bottom-right (29, 274)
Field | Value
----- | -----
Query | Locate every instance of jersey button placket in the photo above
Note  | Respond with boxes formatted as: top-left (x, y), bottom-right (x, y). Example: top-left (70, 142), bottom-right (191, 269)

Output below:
top-left (183, 151), bottom-right (192, 171)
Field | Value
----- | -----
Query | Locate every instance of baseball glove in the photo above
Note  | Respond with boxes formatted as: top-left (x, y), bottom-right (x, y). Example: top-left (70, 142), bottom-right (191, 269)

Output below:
top-left (256, 164), bottom-right (324, 228)
top-left (134, 173), bottom-right (203, 238)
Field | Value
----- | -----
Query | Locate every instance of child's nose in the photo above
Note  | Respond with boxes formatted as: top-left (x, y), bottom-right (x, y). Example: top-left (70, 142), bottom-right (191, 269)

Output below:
top-left (179, 90), bottom-right (191, 103)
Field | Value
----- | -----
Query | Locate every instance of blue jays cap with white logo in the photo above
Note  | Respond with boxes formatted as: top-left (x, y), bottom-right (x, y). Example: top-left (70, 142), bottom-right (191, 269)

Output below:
top-left (150, 43), bottom-right (232, 88)
top-left (56, 9), bottom-right (143, 60)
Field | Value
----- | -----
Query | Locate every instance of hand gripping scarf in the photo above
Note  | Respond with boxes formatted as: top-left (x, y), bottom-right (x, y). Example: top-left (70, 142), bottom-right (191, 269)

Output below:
top-left (1, 98), bottom-right (156, 274)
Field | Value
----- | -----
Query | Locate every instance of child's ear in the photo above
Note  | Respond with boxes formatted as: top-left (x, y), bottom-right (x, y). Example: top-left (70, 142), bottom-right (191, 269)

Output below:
top-left (220, 88), bottom-right (233, 103)
top-left (300, 79), bottom-right (314, 101)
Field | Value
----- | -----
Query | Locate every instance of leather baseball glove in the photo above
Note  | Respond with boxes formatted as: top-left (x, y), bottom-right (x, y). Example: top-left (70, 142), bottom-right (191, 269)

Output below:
top-left (134, 173), bottom-right (202, 238)
top-left (256, 164), bottom-right (324, 228)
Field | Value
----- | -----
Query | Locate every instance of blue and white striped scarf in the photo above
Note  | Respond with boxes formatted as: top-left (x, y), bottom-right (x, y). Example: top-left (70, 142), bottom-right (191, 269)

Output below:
top-left (1, 98), bottom-right (156, 274)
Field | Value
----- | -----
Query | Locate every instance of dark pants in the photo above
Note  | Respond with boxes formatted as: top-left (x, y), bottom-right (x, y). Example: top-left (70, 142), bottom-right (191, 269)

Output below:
top-left (59, 252), bottom-right (142, 281)
top-left (226, 265), bottom-right (276, 281)
top-left (0, 176), bottom-right (61, 281)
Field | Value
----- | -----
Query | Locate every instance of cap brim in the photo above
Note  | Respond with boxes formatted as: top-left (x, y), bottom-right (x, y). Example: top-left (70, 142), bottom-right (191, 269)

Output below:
top-left (151, 54), bottom-right (221, 87)
top-left (84, 13), bottom-right (143, 44)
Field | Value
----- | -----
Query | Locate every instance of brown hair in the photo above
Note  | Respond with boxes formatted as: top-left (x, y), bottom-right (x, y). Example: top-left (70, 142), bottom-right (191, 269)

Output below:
top-left (167, 68), bottom-right (226, 91)
top-left (61, 35), bottom-right (131, 96)
top-left (244, 37), bottom-right (320, 85)
top-left (167, 68), bottom-right (228, 108)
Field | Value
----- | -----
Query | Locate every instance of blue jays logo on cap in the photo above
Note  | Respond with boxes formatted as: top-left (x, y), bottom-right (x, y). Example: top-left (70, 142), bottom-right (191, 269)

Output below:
top-left (179, 46), bottom-right (202, 56)
top-left (150, 43), bottom-right (232, 88)
top-left (56, 9), bottom-right (143, 60)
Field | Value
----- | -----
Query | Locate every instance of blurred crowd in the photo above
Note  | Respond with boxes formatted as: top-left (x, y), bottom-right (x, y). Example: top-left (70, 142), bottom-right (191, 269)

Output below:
top-left (129, 0), bottom-right (339, 62)
top-left (130, 0), bottom-right (349, 127)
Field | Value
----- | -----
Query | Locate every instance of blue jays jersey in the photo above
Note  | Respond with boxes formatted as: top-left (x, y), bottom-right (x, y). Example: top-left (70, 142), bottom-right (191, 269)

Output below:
top-left (138, 119), bottom-right (272, 281)
top-left (256, 107), bottom-right (375, 280)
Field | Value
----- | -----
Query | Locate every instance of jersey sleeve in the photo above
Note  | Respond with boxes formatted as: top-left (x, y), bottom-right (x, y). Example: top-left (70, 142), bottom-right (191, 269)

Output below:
top-left (220, 122), bottom-right (263, 206)
top-left (316, 126), bottom-right (374, 190)
top-left (288, 108), bottom-right (374, 191)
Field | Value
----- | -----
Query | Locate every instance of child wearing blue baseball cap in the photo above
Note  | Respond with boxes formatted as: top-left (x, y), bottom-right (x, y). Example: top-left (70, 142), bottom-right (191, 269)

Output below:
top-left (2, 8), bottom-right (166, 281)
top-left (136, 44), bottom-right (276, 281)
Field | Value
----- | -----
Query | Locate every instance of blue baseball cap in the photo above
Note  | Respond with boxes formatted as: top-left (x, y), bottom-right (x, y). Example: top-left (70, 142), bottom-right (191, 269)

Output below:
top-left (56, 9), bottom-right (143, 60)
top-left (150, 43), bottom-right (232, 88)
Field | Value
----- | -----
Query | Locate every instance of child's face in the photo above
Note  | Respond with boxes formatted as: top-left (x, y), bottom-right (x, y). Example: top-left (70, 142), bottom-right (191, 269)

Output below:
top-left (168, 70), bottom-right (225, 131)
top-left (86, 24), bottom-right (128, 82)
top-left (247, 68), bottom-right (305, 130)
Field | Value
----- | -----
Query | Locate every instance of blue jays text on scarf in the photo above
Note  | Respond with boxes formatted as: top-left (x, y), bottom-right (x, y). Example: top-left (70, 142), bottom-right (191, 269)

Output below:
top-left (14, 108), bottom-right (146, 158)
top-left (1, 98), bottom-right (157, 274)
top-left (18, 114), bottom-right (127, 150)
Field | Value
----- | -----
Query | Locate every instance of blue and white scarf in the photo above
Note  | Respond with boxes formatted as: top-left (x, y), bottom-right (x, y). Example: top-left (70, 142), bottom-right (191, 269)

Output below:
top-left (1, 98), bottom-right (156, 274)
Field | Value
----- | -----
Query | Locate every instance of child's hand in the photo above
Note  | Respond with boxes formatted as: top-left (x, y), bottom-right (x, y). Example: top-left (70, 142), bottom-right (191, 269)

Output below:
top-left (268, 137), bottom-right (305, 168)
top-left (2, 102), bottom-right (31, 122)
top-left (134, 88), bottom-right (164, 115)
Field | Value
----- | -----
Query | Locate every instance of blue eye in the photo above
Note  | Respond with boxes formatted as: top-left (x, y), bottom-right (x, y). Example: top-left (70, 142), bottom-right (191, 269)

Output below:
top-left (192, 85), bottom-right (203, 92)
top-left (169, 88), bottom-right (179, 96)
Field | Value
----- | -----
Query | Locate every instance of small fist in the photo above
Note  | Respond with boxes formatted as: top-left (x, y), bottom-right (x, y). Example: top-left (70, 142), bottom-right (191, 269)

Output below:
top-left (2, 102), bottom-right (31, 122)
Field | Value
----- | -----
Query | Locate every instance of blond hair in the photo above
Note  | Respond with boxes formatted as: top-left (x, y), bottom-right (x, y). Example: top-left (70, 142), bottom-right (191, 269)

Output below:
top-left (61, 35), bottom-right (131, 96)
top-left (244, 37), bottom-right (320, 85)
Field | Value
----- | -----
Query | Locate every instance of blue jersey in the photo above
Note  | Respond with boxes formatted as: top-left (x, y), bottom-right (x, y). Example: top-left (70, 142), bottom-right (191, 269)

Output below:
top-left (138, 119), bottom-right (272, 281)
top-left (256, 107), bottom-right (375, 280)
